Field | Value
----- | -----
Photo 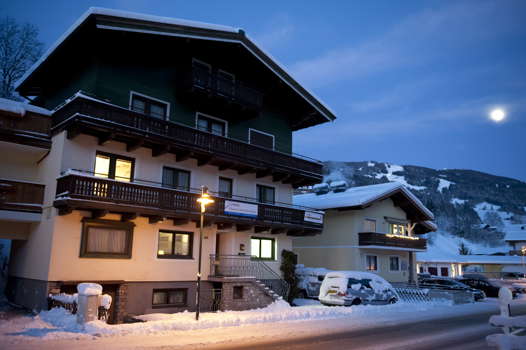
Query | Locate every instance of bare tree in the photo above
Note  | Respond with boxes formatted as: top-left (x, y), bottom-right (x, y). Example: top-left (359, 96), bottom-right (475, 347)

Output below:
top-left (0, 17), bottom-right (43, 99)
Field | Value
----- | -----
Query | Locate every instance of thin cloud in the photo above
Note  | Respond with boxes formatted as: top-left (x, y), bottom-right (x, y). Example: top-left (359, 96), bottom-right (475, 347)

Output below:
top-left (252, 13), bottom-right (295, 50)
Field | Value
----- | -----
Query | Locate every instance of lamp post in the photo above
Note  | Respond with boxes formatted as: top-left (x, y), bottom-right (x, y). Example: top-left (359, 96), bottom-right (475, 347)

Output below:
top-left (195, 186), bottom-right (214, 321)
top-left (521, 246), bottom-right (526, 275)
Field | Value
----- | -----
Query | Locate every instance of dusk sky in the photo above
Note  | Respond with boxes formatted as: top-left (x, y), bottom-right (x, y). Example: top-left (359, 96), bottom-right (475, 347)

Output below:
top-left (3, 0), bottom-right (525, 181)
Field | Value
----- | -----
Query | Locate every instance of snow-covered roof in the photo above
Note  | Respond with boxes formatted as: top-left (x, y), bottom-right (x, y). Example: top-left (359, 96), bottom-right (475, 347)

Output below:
top-left (504, 225), bottom-right (526, 242)
top-left (0, 97), bottom-right (51, 116)
top-left (15, 7), bottom-right (336, 124)
top-left (293, 182), bottom-right (434, 220)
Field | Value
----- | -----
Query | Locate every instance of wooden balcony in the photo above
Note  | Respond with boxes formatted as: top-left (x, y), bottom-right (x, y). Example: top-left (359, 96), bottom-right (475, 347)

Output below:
top-left (183, 65), bottom-right (264, 112)
top-left (358, 232), bottom-right (427, 251)
top-left (54, 173), bottom-right (323, 235)
top-left (0, 179), bottom-right (45, 213)
top-left (52, 95), bottom-right (322, 187)
top-left (0, 109), bottom-right (51, 149)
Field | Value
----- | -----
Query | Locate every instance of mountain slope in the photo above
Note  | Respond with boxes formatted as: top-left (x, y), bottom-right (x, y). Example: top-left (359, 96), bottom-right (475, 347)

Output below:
top-left (320, 161), bottom-right (526, 246)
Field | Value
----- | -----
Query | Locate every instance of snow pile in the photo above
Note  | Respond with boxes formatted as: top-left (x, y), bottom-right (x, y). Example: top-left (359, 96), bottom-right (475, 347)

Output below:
top-left (78, 283), bottom-right (103, 296)
top-left (375, 164), bottom-right (427, 191)
top-left (99, 294), bottom-right (112, 310)
top-left (49, 293), bottom-right (78, 304)
top-left (450, 198), bottom-right (467, 205)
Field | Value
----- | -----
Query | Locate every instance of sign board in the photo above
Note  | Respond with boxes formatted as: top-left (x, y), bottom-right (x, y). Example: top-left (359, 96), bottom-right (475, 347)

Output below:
top-left (224, 200), bottom-right (258, 218)
top-left (304, 211), bottom-right (323, 224)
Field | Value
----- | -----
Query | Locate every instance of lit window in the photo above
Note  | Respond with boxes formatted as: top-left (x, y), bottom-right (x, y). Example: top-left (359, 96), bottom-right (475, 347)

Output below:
top-left (389, 223), bottom-right (406, 236)
top-left (157, 231), bottom-right (192, 259)
top-left (94, 152), bottom-right (134, 182)
top-left (80, 219), bottom-right (134, 258)
top-left (251, 237), bottom-right (275, 260)
top-left (365, 255), bottom-right (378, 271)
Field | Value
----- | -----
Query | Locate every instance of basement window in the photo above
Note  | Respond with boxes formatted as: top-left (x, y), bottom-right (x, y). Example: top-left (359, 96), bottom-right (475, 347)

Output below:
top-left (233, 286), bottom-right (244, 300)
top-left (152, 289), bottom-right (187, 308)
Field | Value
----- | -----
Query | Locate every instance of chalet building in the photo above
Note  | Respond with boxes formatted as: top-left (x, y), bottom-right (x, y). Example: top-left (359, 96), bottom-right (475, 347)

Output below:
top-left (1, 8), bottom-right (334, 323)
top-left (293, 182), bottom-right (437, 283)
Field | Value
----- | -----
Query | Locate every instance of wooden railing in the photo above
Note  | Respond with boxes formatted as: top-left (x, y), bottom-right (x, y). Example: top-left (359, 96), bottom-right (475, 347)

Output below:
top-left (0, 179), bottom-right (45, 213)
top-left (56, 174), bottom-right (321, 228)
top-left (52, 96), bottom-right (322, 179)
top-left (358, 232), bottom-right (427, 250)
top-left (188, 64), bottom-right (264, 110)
top-left (0, 109), bottom-right (51, 148)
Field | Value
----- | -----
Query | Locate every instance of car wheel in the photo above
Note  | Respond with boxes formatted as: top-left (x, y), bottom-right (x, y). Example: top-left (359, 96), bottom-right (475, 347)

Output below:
top-left (388, 298), bottom-right (397, 304)
top-left (351, 298), bottom-right (362, 306)
top-left (297, 290), bottom-right (307, 299)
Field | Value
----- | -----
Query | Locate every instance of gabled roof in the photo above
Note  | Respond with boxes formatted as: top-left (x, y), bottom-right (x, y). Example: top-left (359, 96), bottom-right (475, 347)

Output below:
top-left (16, 7), bottom-right (336, 125)
top-left (293, 182), bottom-right (434, 222)
top-left (504, 225), bottom-right (526, 242)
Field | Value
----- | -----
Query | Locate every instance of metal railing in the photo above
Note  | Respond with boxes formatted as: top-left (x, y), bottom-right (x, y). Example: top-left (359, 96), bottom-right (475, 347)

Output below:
top-left (209, 254), bottom-right (289, 299)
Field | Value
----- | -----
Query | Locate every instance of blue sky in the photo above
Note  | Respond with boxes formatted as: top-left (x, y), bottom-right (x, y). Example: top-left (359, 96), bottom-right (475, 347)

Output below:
top-left (3, 0), bottom-right (525, 180)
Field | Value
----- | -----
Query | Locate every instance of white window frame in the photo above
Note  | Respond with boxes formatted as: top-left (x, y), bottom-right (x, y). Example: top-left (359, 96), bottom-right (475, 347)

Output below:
top-left (128, 91), bottom-right (170, 120)
top-left (363, 218), bottom-right (377, 233)
top-left (195, 112), bottom-right (229, 137)
top-left (389, 255), bottom-right (400, 272)
top-left (248, 128), bottom-right (275, 150)
top-left (365, 254), bottom-right (379, 272)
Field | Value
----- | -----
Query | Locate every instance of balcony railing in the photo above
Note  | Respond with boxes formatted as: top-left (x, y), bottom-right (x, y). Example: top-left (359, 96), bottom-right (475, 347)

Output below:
top-left (0, 110), bottom-right (51, 148)
top-left (0, 179), bottom-right (45, 213)
top-left (52, 95), bottom-right (322, 183)
top-left (55, 173), bottom-right (323, 231)
top-left (358, 232), bottom-right (427, 250)
top-left (188, 64), bottom-right (263, 110)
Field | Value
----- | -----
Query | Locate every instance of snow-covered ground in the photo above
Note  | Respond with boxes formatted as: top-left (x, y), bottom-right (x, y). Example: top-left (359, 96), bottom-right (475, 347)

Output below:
top-left (1, 297), bottom-right (525, 349)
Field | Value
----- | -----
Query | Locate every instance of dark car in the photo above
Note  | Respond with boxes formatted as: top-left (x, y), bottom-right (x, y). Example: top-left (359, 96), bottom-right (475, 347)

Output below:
top-left (457, 274), bottom-right (519, 298)
top-left (418, 276), bottom-right (485, 301)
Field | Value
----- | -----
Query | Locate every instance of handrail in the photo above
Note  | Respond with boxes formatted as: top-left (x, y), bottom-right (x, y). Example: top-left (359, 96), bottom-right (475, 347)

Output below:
top-left (209, 254), bottom-right (289, 298)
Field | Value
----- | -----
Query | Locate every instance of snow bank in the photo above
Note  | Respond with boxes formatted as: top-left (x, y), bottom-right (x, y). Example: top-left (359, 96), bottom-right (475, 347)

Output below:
top-left (49, 293), bottom-right (78, 304)
top-left (77, 283), bottom-right (103, 296)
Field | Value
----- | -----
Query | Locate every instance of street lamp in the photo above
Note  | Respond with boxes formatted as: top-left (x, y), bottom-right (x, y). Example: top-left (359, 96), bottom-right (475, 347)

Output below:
top-left (195, 186), bottom-right (214, 321)
top-left (521, 246), bottom-right (526, 276)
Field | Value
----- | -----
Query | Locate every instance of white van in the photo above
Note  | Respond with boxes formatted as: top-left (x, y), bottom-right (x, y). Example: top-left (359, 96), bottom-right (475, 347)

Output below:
top-left (319, 271), bottom-right (398, 306)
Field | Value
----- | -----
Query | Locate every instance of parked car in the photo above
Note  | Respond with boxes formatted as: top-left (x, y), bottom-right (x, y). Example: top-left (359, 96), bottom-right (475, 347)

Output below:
top-left (295, 265), bottom-right (333, 298)
top-left (418, 276), bottom-right (485, 301)
top-left (457, 274), bottom-right (519, 298)
top-left (319, 271), bottom-right (398, 306)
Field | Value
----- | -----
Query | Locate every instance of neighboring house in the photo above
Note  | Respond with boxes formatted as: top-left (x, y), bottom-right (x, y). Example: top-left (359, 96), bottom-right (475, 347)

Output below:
top-left (292, 182), bottom-right (436, 283)
top-left (1, 8), bottom-right (335, 323)
top-left (504, 224), bottom-right (526, 254)
top-left (417, 254), bottom-right (526, 276)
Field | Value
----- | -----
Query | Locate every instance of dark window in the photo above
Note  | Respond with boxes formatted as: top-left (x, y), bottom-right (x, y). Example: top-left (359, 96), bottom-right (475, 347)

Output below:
top-left (217, 70), bottom-right (235, 97)
top-left (233, 286), bottom-right (243, 299)
top-left (162, 167), bottom-right (190, 191)
top-left (389, 257), bottom-right (400, 271)
top-left (419, 266), bottom-right (424, 273)
top-left (192, 59), bottom-right (212, 89)
top-left (196, 113), bottom-right (226, 136)
top-left (157, 231), bottom-right (193, 259)
top-left (152, 289), bottom-right (187, 307)
top-left (251, 237), bottom-right (275, 260)
top-left (365, 255), bottom-right (378, 271)
top-left (440, 267), bottom-right (449, 277)
top-left (94, 152), bottom-right (134, 182)
top-left (80, 219), bottom-right (134, 258)
top-left (428, 267), bottom-right (438, 276)
top-left (130, 94), bottom-right (168, 119)
top-left (219, 177), bottom-right (233, 198)
top-left (256, 185), bottom-right (275, 204)
top-left (249, 129), bottom-right (274, 150)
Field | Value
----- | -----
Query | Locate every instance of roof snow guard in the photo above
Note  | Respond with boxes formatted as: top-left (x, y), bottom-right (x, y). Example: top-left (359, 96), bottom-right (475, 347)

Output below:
top-left (15, 7), bottom-right (336, 125)
top-left (294, 182), bottom-right (435, 224)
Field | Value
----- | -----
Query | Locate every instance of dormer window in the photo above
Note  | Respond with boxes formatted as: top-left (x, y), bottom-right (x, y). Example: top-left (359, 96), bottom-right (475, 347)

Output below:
top-left (130, 92), bottom-right (169, 120)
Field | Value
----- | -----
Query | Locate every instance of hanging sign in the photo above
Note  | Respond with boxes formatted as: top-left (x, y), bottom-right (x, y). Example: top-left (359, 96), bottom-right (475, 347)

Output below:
top-left (304, 211), bottom-right (323, 224)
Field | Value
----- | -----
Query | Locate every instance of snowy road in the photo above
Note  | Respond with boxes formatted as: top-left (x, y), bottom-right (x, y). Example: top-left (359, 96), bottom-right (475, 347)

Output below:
top-left (2, 299), bottom-right (526, 349)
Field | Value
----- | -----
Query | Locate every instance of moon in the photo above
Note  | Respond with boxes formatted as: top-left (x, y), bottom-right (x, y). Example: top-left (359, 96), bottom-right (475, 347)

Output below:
top-left (489, 108), bottom-right (506, 123)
